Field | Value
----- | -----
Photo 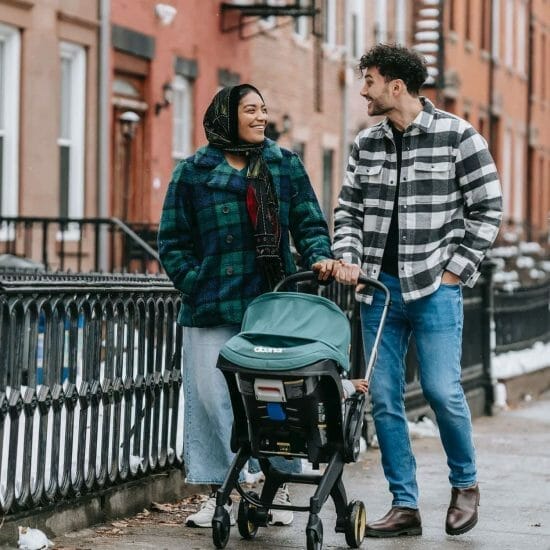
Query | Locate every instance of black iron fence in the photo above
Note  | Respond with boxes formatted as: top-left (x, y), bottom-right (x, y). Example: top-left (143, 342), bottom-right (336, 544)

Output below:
top-left (494, 281), bottom-right (550, 353)
top-left (0, 216), bottom-right (161, 273)
top-left (0, 270), bottom-right (181, 515)
top-left (1, 267), bottom-right (549, 516)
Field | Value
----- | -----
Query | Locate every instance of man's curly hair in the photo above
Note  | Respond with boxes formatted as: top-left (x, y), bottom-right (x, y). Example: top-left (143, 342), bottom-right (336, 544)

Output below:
top-left (358, 44), bottom-right (428, 96)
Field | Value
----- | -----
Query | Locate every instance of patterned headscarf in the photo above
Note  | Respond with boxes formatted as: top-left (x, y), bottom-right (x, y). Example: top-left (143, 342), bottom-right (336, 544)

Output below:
top-left (203, 85), bottom-right (285, 290)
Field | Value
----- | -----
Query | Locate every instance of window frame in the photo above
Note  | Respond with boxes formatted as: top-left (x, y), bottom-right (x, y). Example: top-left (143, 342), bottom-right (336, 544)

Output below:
top-left (58, 41), bottom-right (86, 240)
top-left (0, 22), bottom-right (20, 237)
top-left (171, 73), bottom-right (193, 164)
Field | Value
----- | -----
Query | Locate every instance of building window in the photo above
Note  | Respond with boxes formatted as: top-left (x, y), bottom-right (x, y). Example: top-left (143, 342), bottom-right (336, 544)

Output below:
top-left (504, 0), bottom-right (514, 68)
top-left (394, 0), bottom-right (407, 46)
top-left (292, 142), bottom-right (306, 163)
top-left (293, 0), bottom-right (309, 39)
top-left (465, 0), bottom-right (472, 42)
top-left (513, 133), bottom-right (524, 222)
top-left (322, 149), bottom-right (334, 224)
top-left (260, 0), bottom-right (280, 29)
top-left (516, 0), bottom-right (526, 74)
top-left (480, 0), bottom-right (490, 51)
top-left (323, 0), bottom-right (336, 47)
top-left (374, 0), bottom-right (387, 44)
top-left (449, 0), bottom-right (455, 31)
top-left (350, 0), bottom-right (364, 58)
top-left (542, 33), bottom-right (547, 101)
top-left (502, 128), bottom-right (512, 218)
top-left (492, 0), bottom-right (500, 59)
top-left (172, 74), bottom-right (193, 164)
top-left (0, 23), bottom-right (20, 227)
top-left (58, 42), bottom-right (86, 229)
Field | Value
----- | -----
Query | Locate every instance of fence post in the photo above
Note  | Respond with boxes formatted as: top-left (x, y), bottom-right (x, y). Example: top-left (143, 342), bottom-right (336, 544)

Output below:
top-left (480, 259), bottom-right (497, 415)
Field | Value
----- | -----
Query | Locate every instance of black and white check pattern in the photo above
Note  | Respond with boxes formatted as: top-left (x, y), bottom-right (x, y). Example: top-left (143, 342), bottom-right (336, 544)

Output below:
top-left (333, 98), bottom-right (502, 303)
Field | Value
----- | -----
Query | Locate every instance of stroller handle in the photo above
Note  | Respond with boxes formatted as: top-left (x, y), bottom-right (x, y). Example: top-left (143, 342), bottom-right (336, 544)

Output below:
top-left (274, 270), bottom-right (390, 383)
top-left (274, 270), bottom-right (390, 305)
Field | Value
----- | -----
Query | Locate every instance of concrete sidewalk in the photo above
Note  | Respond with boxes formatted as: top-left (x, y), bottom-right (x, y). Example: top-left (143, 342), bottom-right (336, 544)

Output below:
top-left (43, 393), bottom-right (550, 550)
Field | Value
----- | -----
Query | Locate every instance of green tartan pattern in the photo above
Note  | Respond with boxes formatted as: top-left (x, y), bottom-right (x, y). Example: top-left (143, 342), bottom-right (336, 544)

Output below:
top-left (158, 139), bottom-right (332, 327)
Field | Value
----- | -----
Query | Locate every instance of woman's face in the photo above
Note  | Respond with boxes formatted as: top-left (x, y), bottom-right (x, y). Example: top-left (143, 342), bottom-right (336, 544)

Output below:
top-left (237, 91), bottom-right (267, 144)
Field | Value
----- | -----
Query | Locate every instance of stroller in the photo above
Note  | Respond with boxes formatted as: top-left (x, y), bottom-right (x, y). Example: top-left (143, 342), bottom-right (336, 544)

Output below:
top-left (212, 271), bottom-right (390, 550)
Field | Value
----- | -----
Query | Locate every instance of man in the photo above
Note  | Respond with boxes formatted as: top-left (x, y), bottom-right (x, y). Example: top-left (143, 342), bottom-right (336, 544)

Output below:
top-left (315, 44), bottom-right (502, 537)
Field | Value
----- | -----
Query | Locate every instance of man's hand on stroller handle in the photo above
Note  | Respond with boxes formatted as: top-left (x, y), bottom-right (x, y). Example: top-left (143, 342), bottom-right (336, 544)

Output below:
top-left (311, 258), bottom-right (341, 282)
top-left (312, 259), bottom-right (363, 289)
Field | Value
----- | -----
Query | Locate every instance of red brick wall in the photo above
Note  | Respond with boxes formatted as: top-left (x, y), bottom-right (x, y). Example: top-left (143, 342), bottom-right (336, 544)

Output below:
top-left (111, 0), bottom-right (251, 223)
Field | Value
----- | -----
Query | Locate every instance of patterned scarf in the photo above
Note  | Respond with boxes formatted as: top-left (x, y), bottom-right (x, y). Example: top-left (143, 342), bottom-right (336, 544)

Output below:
top-left (203, 85), bottom-right (285, 290)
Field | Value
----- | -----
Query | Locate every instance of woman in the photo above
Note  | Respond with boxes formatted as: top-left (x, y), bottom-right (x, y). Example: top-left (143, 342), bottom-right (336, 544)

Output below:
top-left (158, 84), bottom-right (334, 528)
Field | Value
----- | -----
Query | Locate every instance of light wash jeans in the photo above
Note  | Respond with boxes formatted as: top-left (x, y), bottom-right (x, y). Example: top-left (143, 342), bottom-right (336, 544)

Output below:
top-left (182, 325), bottom-right (301, 485)
top-left (361, 272), bottom-right (477, 508)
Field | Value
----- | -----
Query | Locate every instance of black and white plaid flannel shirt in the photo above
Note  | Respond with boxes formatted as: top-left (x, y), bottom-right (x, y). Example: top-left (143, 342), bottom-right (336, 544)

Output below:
top-left (333, 98), bottom-right (503, 303)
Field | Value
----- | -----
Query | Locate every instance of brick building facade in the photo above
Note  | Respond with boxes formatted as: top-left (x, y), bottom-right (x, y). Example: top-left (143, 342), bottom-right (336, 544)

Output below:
top-left (1, 0), bottom-right (548, 261)
top-left (0, 0), bottom-right (99, 223)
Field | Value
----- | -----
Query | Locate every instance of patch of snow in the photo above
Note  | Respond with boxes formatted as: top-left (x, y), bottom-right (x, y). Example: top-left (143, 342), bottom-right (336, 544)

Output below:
top-left (529, 269), bottom-right (546, 279)
top-left (519, 241), bottom-right (543, 254)
top-left (490, 246), bottom-right (518, 257)
top-left (493, 340), bottom-right (550, 380)
top-left (493, 270), bottom-right (518, 283)
top-left (516, 256), bottom-right (535, 269)
top-left (408, 416), bottom-right (439, 439)
top-left (502, 232), bottom-right (519, 243)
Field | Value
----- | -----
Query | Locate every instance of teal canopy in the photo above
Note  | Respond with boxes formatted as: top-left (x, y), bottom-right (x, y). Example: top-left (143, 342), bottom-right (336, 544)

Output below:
top-left (220, 292), bottom-right (351, 371)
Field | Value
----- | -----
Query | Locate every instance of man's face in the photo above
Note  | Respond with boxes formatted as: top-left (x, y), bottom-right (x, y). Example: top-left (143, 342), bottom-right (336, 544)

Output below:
top-left (360, 66), bottom-right (394, 117)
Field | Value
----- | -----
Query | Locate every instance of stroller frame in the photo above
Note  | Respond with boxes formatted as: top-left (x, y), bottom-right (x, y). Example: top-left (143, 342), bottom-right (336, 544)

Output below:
top-left (211, 272), bottom-right (390, 550)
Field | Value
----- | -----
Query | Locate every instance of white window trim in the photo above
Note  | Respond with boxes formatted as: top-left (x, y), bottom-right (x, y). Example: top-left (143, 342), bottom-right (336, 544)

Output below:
top-left (513, 132), bottom-right (524, 222)
top-left (293, 0), bottom-right (309, 41)
top-left (516, 0), bottom-right (526, 75)
top-left (375, 0), bottom-right (387, 44)
top-left (323, 0), bottom-right (337, 47)
top-left (395, 0), bottom-right (407, 46)
top-left (350, 0), bottom-right (365, 59)
top-left (172, 74), bottom-right (193, 162)
top-left (502, 127), bottom-right (513, 219)
top-left (58, 41), bottom-right (86, 241)
top-left (0, 22), bottom-right (20, 241)
top-left (492, 0), bottom-right (500, 60)
top-left (504, 0), bottom-right (514, 68)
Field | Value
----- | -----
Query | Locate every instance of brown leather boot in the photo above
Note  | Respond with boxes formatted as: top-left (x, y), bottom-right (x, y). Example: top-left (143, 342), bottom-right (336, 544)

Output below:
top-left (445, 484), bottom-right (480, 535)
top-left (365, 507), bottom-right (422, 538)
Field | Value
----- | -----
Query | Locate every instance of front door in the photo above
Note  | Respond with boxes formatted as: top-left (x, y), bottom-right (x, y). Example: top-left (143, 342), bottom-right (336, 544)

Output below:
top-left (111, 71), bottom-right (148, 224)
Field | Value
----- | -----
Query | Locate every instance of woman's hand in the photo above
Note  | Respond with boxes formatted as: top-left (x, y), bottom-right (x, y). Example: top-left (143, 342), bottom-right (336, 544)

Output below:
top-left (312, 259), bottom-right (341, 281)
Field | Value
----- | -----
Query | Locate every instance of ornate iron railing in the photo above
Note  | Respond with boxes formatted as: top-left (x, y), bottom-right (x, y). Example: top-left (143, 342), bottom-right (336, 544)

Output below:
top-left (0, 270), bottom-right (181, 514)
top-left (494, 281), bottom-right (550, 353)
top-left (1, 265), bottom-right (548, 517)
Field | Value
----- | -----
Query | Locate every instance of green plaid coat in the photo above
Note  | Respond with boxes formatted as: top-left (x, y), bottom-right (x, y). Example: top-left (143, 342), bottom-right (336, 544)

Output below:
top-left (158, 139), bottom-right (332, 327)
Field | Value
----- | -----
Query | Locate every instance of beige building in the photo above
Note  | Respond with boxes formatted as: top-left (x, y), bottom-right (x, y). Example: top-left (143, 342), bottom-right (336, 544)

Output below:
top-left (0, 0), bottom-right (99, 221)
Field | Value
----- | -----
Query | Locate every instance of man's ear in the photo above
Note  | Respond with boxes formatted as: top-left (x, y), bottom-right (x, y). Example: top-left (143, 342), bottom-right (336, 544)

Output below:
top-left (392, 79), bottom-right (405, 95)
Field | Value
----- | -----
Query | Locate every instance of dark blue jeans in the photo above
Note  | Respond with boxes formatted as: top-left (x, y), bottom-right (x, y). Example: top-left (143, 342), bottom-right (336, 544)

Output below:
top-left (361, 272), bottom-right (476, 508)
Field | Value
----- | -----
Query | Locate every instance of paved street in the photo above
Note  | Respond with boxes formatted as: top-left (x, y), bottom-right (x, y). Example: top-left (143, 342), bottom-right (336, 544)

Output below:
top-left (48, 392), bottom-right (550, 550)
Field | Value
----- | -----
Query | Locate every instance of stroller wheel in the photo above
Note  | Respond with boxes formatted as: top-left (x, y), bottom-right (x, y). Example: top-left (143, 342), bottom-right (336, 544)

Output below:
top-left (237, 491), bottom-right (260, 539)
top-left (212, 507), bottom-right (231, 549)
top-left (344, 500), bottom-right (366, 548)
top-left (306, 518), bottom-right (323, 550)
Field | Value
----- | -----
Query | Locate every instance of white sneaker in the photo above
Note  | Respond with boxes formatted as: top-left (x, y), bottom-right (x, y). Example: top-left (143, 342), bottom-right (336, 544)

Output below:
top-left (185, 494), bottom-right (236, 528)
top-left (268, 484), bottom-right (294, 526)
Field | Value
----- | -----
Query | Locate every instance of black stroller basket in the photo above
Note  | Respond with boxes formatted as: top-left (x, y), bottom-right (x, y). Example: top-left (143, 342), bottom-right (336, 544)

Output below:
top-left (212, 272), bottom-right (390, 550)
